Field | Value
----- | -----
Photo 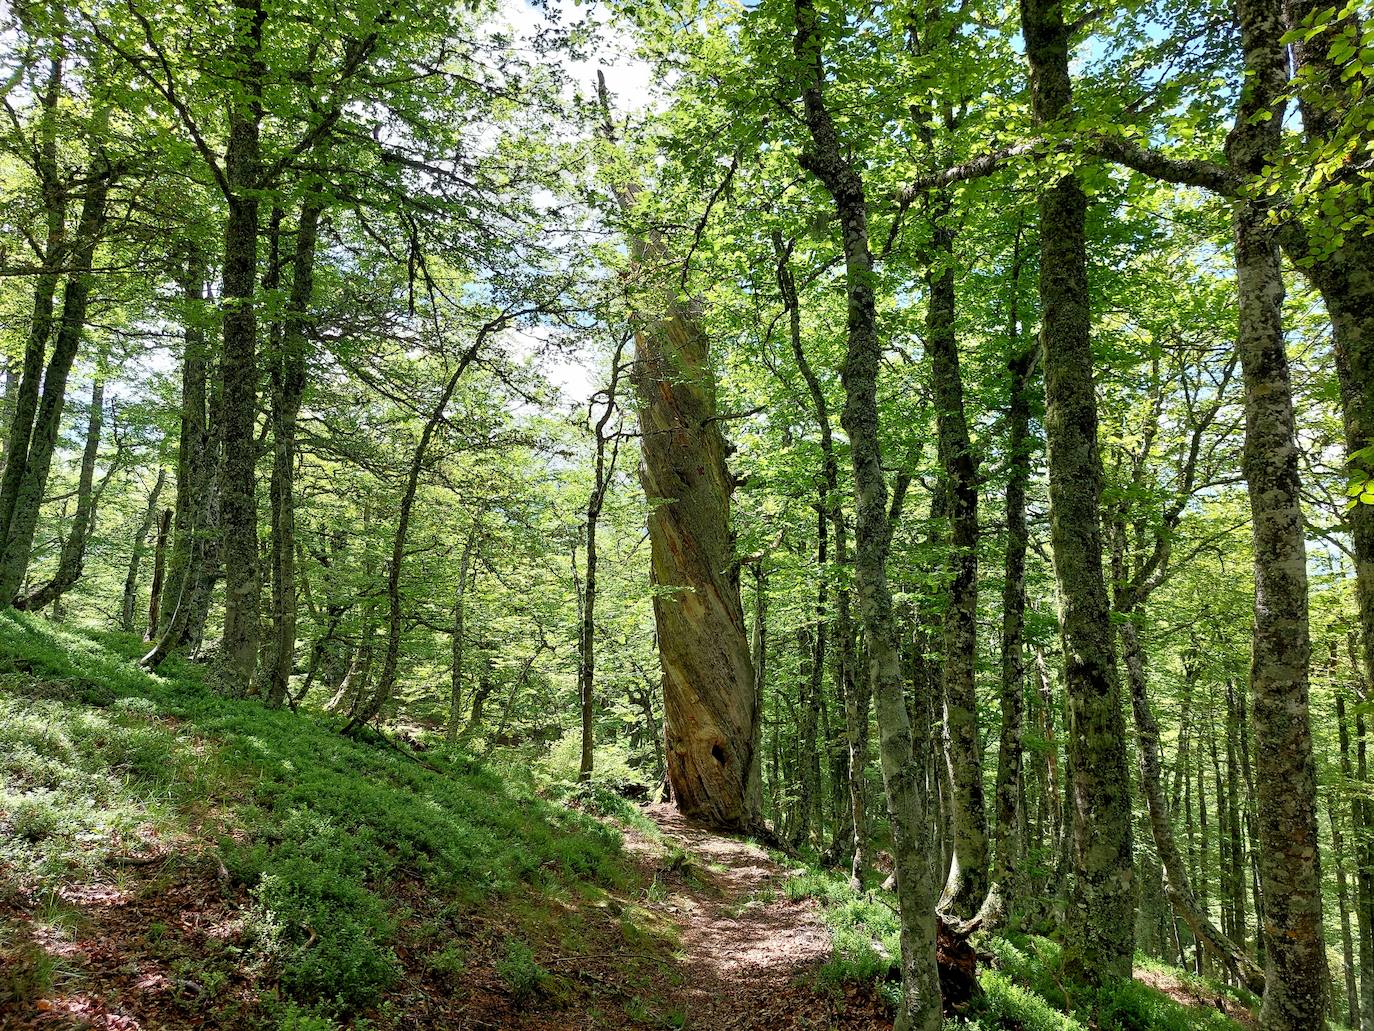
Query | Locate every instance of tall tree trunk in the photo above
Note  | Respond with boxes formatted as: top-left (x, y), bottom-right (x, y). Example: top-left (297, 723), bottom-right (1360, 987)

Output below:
top-left (448, 526), bottom-right (477, 744)
top-left (122, 468), bottom-right (166, 632)
top-left (0, 50), bottom-right (65, 552)
top-left (1227, 1), bottom-right (1328, 1022)
top-left (264, 200), bottom-right (322, 706)
top-left (216, 0), bottom-right (266, 695)
top-left (1018, 0), bottom-right (1134, 982)
top-left (976, 234), bottom-right (1032, 929)
top-left (145, 508), bottom-right (172, 641)
top-left (1284, 0), bottom-right (1374, 693)
top-left (15, 377), bottom-right (104, 610)
top-left (926, 198), bottom-right (986, 919)
top-left (161, 250), bottom-right (211, 631)
top-left (1121, 620), bottom-right (1264, 990)
top-left (1331, 797), bottom-right (1362, 1028)
top-left (791, 2), bottom-right (941, 1024)
top-left (0, 150), bottom-right (112, 605)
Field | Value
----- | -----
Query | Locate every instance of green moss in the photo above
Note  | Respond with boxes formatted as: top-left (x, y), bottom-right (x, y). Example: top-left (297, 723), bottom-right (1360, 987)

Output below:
top-left (0, 612), bottom-right (627, 1019)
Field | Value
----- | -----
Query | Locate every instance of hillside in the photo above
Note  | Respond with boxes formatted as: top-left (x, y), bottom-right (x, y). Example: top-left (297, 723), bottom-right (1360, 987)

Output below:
top-left (0, 615), bottom-right (1262, 1031)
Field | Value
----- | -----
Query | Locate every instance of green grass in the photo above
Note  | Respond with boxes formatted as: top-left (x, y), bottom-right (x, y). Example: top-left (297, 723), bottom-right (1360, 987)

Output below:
top-left (0, 612), bottom-right (627, 1022)
top-left (782, 863), bottom-right (1249, 1031)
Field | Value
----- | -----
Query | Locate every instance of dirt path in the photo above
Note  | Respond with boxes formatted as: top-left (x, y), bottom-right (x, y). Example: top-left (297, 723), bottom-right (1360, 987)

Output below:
top-left (619, 803), bottom-right (891, 1031)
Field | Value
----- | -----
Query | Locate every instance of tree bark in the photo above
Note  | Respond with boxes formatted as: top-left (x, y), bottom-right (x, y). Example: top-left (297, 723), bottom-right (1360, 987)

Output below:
top-left (264, 200), bottom-right (322, 706)
top-left (0, 50), bottom-right (65, 553)
top-left (926, 198), bottom-right (986, 919)
top-left (1122, 619), bottom-right (1265, 991)
top-left (0, 150), bottom-right (112, 605)
top-left (15, 377), bottom-right (104, 611)
top-left (791, 1), bottom-right (941, 1024)
top-left (1018, 0), bottom-right (1134, 982)
top-left (976, 239), bottom-right (1033, 929)
top-left (448, 526), bottom-right (477, 744)
top-left (122, 469), bottom-right (166, 633)
top-left (1225, 1), bottom-right (1328, 1023)
top-left (216, 0), bottom-right (266, 695)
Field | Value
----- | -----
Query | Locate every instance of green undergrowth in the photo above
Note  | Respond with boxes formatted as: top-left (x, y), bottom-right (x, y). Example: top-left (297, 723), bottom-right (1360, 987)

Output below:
top-left (782, 863), bottom-right (1249, 1031)
top-left (0, 612), bottom-right (627, 1024)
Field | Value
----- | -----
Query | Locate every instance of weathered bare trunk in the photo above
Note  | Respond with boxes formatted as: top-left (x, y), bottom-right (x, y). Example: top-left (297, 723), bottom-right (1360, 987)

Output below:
top-left (122, 469), bottom-right (166, 632)
top-left (792, 1), bottom-right (941, 1023)
top-left (597, 75), bottom-right (760, 831)
top-left (629, 300), bottom-right (760, 829)
top-left (1019, 0), bottom-right (1134, 981)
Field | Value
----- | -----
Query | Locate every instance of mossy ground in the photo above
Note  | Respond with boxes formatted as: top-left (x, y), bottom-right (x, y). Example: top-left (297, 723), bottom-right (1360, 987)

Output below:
top-left (782, 859), bottom-right (1258, 1031)
top-left (0, 612), bottom-right (1276, 1031)
top-left (0, 612), bottom-right (673, 1028)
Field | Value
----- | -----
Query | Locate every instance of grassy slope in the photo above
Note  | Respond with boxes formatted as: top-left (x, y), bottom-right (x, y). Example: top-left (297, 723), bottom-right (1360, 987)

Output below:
top-left (0, 612), bottom-right (667, 1029)
top-left (1, 613), bottom-right (1274, 1031)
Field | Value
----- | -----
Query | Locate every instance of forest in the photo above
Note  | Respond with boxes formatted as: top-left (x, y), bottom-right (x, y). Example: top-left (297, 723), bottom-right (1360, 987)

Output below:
top-left (0, 0), bottom-right (1371, 1028)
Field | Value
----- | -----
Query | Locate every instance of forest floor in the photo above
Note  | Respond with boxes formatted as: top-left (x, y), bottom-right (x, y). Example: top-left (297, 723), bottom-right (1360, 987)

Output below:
top-left (609, 803), bottom-right (891, 1031)
top-left (0, 613), bottom-right (1259, 1031)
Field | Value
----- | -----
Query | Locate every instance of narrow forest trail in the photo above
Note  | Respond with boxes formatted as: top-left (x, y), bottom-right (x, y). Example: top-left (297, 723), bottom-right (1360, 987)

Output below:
top-left (614, 803), bottom-right (891, 1031)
